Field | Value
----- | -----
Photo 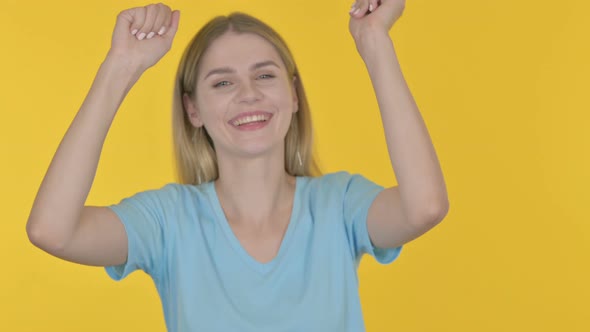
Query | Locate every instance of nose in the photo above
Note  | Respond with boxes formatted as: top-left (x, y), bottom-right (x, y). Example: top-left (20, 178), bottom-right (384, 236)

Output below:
top-left (235, 80), bottom-right (263, 104)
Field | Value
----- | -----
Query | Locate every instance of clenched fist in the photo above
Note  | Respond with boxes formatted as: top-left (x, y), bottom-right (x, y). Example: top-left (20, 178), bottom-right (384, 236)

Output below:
top-left (108, 3), bottom-right (180, 73)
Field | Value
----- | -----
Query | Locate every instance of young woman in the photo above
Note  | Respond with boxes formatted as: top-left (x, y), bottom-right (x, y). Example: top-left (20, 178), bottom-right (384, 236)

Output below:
top-left (27, 1), bottom-right (449, 330)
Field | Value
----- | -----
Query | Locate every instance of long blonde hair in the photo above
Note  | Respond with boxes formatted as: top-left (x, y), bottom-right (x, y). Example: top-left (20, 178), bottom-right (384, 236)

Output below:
top-left (172, 13), bottom-right (320, 185)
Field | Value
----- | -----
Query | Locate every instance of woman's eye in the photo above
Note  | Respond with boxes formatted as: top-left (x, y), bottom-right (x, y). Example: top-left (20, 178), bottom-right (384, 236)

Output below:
top-left (258, 74), bottom-right (275, 79)
top-left (213, 81), bottom-right (231, 88)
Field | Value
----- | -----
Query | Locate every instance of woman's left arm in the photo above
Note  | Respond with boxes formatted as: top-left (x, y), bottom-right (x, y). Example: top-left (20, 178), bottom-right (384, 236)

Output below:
top-left (349, 0), bottom-right (449, 249)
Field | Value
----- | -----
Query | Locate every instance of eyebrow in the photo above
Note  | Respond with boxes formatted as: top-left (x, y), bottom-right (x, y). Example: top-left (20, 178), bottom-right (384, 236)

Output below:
top-left (203, 60), bottom-right (281, 80)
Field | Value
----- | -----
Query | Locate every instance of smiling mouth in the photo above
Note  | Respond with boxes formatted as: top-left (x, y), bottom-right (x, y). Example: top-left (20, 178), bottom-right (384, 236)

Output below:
top-left (229, 111), bottom-right (274, 128)
top-left (231, 113), bottom-right (270, 126)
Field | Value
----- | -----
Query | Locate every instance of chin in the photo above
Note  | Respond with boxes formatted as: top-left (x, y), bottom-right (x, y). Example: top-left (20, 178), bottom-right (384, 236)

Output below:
top-left (227, 140), bottom-right (285, 160)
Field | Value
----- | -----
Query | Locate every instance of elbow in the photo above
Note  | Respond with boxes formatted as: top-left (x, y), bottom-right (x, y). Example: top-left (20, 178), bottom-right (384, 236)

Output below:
top-left (429, 199), bottom-right (450, 225)
top-left (26, 217), bottom-right (42, 247)
top-left (26, 218), bottom-right (69, 253)
top-left (411, 199), bottom-right (449, 228)
top-left (26, 219), bottom-right (47, 250)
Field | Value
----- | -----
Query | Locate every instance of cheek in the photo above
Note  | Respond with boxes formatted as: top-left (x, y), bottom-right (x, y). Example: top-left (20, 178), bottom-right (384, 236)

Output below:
top-left (269, 85), bottom-right (295, 110)
top-left (197, 96), bottom-right (230, 121)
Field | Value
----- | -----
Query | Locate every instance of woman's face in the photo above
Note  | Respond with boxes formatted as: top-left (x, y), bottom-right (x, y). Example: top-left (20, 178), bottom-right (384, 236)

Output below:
top-left (188, 31), bottom-right (298, 159)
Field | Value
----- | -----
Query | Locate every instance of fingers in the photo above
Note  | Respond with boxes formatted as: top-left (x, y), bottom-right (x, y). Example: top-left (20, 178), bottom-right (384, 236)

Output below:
top-left (128, 3), bottom-right (173, 40)
top-left (142, 4), bottom-right (160, 39)
top-left (350, 0), bottom-right (368, 17)
top-left (127, 7), bottom-right (146, 37)
top-left (368, 0), bottom-right (379, 13)
top-left (349, 0), bottom-right (380, 17)
top-left (166, 10), bottom-right (181, 38)
top-left (163, 9), bottom-right (174, 34)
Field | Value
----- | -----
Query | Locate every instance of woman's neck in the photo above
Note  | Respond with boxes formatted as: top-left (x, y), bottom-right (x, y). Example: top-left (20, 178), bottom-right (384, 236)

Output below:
top-left (214, 151), bottom-right (296, 229)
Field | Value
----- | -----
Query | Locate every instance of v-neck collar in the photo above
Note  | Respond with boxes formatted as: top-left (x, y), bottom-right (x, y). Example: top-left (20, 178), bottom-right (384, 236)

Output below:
top-left (206, 177), bottom-right (301, 275)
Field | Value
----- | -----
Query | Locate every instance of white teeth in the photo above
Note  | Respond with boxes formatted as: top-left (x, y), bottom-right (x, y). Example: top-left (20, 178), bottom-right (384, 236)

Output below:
top-left (232, 114), bottom-right (268, 126)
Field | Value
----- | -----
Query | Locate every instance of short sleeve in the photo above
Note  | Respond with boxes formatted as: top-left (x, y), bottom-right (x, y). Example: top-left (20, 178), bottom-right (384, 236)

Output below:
top-left (104, 184), bottom-right (175, 281)
top-left (342, 173), bottom-right (402, 265)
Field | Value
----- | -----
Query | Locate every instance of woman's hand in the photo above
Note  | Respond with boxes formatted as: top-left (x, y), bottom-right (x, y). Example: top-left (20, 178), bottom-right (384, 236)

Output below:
top-left (108, 3), bottom-right (180, 73)
top-left (348, 0), bottom-right (405, 41)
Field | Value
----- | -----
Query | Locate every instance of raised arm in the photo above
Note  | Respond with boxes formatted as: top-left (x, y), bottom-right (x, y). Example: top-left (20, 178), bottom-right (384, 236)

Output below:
top-left (348, 0), bottom-right (449, 249)
top-left (26, 4), bottom-right (180, 266)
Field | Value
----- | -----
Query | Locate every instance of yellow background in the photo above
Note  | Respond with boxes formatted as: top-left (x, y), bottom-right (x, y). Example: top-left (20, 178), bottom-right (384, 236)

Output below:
top-left (2, 0), bottom-right (588, 330)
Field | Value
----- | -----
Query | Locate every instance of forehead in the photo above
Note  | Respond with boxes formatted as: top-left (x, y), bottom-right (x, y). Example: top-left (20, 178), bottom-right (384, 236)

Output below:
top-left (199, 32), bottom-right (284, 74)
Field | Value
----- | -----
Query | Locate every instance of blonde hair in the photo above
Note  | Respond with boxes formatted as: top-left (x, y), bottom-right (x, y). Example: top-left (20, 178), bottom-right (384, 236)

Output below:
top-left (172, 12), bottom-right (320, 185)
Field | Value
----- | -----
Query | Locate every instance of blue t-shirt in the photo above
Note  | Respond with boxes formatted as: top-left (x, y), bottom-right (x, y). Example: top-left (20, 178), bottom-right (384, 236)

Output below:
top-left (105, 171), bottom-right (402, 331)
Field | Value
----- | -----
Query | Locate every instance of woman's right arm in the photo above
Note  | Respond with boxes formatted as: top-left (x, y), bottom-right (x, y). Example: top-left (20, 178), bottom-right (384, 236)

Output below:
top-left (26, 4), bottom-right (180, 267)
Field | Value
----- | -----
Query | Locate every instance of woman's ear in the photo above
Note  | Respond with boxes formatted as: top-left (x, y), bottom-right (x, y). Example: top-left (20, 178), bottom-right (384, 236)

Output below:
top-left (292, 76), bottom-right (299, 113)
top-left (183, 93), bottom-right (204, 127)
